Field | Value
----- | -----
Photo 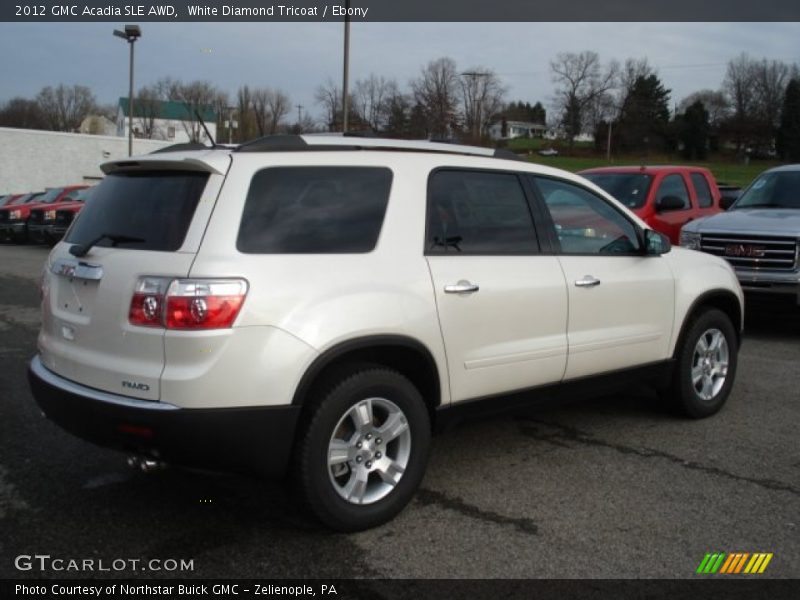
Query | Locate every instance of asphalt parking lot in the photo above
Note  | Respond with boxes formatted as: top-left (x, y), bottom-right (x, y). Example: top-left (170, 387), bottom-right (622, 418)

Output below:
top-left (1, 244), bottom-right (798, 579)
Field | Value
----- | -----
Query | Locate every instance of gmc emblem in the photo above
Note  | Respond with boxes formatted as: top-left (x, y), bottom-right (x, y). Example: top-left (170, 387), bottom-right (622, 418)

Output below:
top-left (725, 244), bottom-right (766, 258)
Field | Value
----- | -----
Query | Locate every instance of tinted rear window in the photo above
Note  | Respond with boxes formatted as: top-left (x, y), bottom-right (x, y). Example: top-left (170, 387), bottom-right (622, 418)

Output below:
top-left (65, 171), bottom-right (209, 251)
top-left (237, 167), bottom-right (392, 254)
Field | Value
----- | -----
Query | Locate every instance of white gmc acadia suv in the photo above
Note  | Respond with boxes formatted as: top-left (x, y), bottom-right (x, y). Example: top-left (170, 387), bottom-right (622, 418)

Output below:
top-left (28, 135), bottom-right (744, 531)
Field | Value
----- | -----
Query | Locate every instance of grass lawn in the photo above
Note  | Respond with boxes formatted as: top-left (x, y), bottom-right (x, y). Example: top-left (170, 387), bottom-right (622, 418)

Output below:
top-left (524, 154), bottom-right (781, 188)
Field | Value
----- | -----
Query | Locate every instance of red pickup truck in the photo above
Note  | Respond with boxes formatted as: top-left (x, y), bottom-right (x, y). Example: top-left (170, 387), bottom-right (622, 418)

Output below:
top-left (578, 166), bottom-right (724, 244)
top-left (2, 185), bottom-right (88, 243)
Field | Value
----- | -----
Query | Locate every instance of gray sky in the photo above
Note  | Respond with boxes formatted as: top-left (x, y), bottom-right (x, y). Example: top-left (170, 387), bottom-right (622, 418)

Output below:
top-left (1, 22), bottom-right (798, 123)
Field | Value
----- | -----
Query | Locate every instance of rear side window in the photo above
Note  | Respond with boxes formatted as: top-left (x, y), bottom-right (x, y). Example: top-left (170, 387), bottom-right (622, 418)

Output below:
top-left (66, 171), bottom-right (209, 251)
top-left (237, 167), bottom-right (392, 254)
top-left (426, 170), bottom-right (538, 254)
top-left (691, 173), bottom-right (714, 208)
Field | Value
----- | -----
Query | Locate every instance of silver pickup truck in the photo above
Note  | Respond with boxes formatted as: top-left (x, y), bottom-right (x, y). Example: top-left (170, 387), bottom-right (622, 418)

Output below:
top-left (680, 165), bottom-right (800, 304)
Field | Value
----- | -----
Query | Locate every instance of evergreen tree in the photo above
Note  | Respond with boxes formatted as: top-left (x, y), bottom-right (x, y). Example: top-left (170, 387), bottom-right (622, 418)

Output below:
top-left (616, 74), bottom-right (671, 153)
top-left (679, 101), bottom-right (710, 160)
top-left (777, 79), bottom-right (800, 161)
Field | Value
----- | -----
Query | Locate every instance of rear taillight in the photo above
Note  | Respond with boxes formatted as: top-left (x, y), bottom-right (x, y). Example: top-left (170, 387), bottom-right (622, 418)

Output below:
top-left (165, 280), bottom-right (247, 329)
top-left (129, 277), bottom-right (248, 330)
top-left (129, 277), bottom-right (170, 327)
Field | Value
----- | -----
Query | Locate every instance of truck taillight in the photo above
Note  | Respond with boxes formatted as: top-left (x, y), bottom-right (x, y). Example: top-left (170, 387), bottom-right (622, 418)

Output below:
top-left (129, 278), bottom-right (248, 330)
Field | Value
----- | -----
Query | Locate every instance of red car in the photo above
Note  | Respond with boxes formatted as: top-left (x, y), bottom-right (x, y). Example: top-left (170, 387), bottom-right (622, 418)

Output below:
top-left (0, 193), bottom-right (45, 242)
top-left (42, 187), bottom-right (94, 244)
top-left (578, 166), bottom-right (723, 245)
top-left (5, 185), bottom-right (88, 244)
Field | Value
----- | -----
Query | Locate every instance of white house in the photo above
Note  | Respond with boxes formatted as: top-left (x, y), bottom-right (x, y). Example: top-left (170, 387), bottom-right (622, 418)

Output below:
top-left (116, 97), bottom-right (217, 144)
top-left (488, 120), bottom-right (547, 140)
top-left (79, 115), bottom-right (117, 136)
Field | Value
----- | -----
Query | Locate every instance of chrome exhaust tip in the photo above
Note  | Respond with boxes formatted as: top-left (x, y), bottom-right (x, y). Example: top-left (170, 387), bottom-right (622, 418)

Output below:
top-left (127, 455), bottom-right (167, 473)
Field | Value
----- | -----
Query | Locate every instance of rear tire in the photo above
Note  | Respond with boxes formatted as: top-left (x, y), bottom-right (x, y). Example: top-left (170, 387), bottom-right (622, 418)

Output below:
top-left (295, 366), bottom-right (430, 531)
top-left (666, 308), bottom-right (738, 418)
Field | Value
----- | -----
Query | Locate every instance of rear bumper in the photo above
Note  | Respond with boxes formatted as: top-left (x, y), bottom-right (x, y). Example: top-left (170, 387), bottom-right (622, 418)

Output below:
top-left (28, 355), bottom-right (301, 476)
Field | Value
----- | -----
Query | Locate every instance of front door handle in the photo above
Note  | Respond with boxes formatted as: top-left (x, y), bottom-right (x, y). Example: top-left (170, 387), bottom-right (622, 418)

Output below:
top-left (575, 275), bottom-right (601, 288)
top-left (444, 280), bottom-right (480, 294)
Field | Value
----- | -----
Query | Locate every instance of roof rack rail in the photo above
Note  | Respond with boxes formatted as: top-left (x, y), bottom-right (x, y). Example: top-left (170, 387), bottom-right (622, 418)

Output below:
top-left (342, 130), bottom-right (378, 138)
top-left (150, 142), bottom-right (210, 154)
top-left (235, 134), bottom-right (512, 160)
top-left (235, 134), bottom-right (360, 153)
top-left (493, 148), bottom-right (525, 162)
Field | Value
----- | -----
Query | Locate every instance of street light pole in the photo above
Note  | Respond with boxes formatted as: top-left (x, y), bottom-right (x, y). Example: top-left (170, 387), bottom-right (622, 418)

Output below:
top-left (341, 0), bottom-right (350, 133)
top-left (113, 25), bottom-right (141, 157)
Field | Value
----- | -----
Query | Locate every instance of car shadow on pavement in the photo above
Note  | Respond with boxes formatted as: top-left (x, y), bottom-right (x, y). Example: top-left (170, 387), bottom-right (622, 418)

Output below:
top-left (743, 295), bottom-right (800, 339)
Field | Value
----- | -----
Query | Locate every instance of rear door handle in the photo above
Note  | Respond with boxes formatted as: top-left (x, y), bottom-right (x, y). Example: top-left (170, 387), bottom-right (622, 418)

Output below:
top-left (574, 275), bottom-right (601, 288)
top-left (444, 280), bottom-right (480, 294)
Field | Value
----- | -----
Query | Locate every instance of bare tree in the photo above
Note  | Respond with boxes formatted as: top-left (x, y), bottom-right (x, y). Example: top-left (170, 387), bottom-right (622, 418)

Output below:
top-left (135, 85), bottom-right (163, 139)
top-left (265, 89), bottom-right (290, 134)
top-left (315, 79), bottom-right (344, 131)
top-left (678, 90), bottom-right (730, 128)
top-left (0, 97), bottom-right (46, 130)
top-left (549, 51), bottom-right (617, 151)
top-left (411, 57), bottom-right (461, 139)
top-left (211, 90), bottom-right (230, 142)
top-left (170, 80), bottom-right (219, 143)
top-left (723, 53), bottom-right (759, 151)
top-left (459, 68), bottom-right (506, 142)
top-left (753, 58), bottom-right (792, 130)
top-left (36, 84), bottom-right (97, 132)
top-left (251, 88), bottom-right (270, 136)
top-left (353, 75), bottom-right (397, 131)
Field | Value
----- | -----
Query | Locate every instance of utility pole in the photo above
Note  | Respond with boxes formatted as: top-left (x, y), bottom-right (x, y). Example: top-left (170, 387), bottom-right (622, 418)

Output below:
top-left (341, 0), bottom-right (351, 132)
top-left (296, 104), bottom-right (304, 128)
top-left (113, 25), bottom-right (142, 157)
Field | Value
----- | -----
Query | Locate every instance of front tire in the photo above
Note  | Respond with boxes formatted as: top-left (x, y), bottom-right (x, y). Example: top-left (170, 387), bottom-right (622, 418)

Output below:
top-left (667, 308), bottom-right (738, 418)
top-left (295, 367), bottom-right (430, 531)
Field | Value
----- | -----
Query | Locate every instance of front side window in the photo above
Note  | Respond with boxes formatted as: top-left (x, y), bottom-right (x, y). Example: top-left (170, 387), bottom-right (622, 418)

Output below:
top-left (532, 177), bottom-right (642, 255)
top-left (655, 174), bottom-right (691, 210)
top-left (426, 170), bottom-right (538, 254)
top-left (237, 167), bottom-right (392, 254)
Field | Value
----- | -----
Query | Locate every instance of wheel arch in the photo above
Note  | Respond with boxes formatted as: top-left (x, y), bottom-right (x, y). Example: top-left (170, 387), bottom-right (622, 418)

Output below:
top-left (292, 335), bottom-right (443, 420)
top-left (673, 289), bottom-right (743, 356)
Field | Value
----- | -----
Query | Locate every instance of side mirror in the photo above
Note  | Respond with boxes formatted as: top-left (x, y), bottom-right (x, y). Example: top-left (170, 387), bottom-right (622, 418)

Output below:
top-left (655, 195), bottom-right (685, 212)
top-left (645, 229), bottom-right (671, 255)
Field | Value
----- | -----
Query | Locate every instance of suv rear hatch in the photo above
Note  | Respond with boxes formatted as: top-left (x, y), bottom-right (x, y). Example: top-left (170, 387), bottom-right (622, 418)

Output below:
top-left (38, 153), bottom-right (230, 401)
